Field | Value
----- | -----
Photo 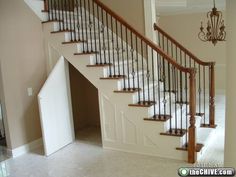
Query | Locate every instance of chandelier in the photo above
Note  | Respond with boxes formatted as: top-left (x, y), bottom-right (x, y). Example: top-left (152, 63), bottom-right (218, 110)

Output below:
top-left (198, 0), bottom-right (226, 45)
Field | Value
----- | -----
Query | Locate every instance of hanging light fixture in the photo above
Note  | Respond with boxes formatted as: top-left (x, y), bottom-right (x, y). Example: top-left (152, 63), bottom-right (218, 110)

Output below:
top-left (198, 0), bottom-right (226, 45)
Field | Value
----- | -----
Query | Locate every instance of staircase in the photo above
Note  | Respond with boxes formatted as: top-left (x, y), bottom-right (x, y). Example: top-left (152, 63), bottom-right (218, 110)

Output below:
top-left (27, 0), bottom-right (216, 163)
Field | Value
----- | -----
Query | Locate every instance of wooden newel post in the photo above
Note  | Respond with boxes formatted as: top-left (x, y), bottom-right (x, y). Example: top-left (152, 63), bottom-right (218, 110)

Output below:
top-left (44, 0), bottom-right (49, 11)
top-left (209, 62), bottom-right (216, 128)
top-left (188, 69), bottom-right (197, 163)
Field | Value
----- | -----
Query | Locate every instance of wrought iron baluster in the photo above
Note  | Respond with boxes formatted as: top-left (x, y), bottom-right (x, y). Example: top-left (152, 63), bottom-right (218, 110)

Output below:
top-left (198, 64), bottom-right (202, 115)
top-left (102, 10), bottom-right (107, 63)
top-left (88, 0), bottom-right (93, 51)
top-left (131, 32), bottom-right (135, 90)
top-left (120, 24), bottom-right (126, 89)
top-left (135, 36), bottom-right (141, 101)
top-left (68, 0), bottom-right (73, 41)
top-left (75, 0), bottom-right (80, 41)
top-left (141, 41), bottom-right (145, 103)
top-left (157, 53), bottom-right (161, 116)
top-left (72, 0), bottom-right (76, 41)
top-left (125, 28), bottom-right (131, 88)
top-left (83, 0), bottom-right (89, 51)
top-left (61, 0), bottom-right (65, 30)
top-left (106, 12), bottom-right (112, 75)
top-left (180, 51), bottom-right (183, 134)
top-left (115, 20), bottom-right (120, 74)
top-left (110, 16), bottom-right (115, 76)
top-left (96, 5), bottom-right (102, 62)
top-left (146, 44), bottom-right (151, 103)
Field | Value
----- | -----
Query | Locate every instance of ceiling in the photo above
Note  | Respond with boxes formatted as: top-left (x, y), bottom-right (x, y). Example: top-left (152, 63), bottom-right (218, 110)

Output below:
top-left (156, 0), bottom-right (226, 16)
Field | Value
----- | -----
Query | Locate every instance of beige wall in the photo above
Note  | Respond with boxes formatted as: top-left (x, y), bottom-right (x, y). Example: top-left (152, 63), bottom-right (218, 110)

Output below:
top-left (69, 64), bottom-right (100, 132)
top-left (0, 0), bottom-right (47, 149)
top-left (0, 61), bottom-right (11, 148)
top-left (99, 0), bottom-right (145, 35)
top-left (225, 0), bottom-right (236, 167)
top-left (159, 13), bottom-right (226, 90)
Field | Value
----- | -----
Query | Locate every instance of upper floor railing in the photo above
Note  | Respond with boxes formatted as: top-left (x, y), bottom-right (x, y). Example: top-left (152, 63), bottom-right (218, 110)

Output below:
top-left (154, 23), bottom-right (216, 129)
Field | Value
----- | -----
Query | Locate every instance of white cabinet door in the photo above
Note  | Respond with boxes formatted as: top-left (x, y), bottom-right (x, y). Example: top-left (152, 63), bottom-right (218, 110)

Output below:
top-left (38, 57), bottom-right (74, 156)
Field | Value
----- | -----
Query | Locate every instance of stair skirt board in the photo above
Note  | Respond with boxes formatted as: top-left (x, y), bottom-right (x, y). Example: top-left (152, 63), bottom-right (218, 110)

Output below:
top-left (38, 6), bottom-right (210, 162)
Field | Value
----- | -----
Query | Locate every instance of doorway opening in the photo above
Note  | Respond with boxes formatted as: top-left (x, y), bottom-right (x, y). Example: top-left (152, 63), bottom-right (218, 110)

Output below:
top-left (69, 63), bottom-right (102, 147)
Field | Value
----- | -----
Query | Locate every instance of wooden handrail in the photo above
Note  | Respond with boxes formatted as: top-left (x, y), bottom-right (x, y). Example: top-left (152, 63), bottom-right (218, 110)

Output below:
top-left (93, 0), bottom-right (195, 74)
top-left (154, 23), bottom-right (215, 67)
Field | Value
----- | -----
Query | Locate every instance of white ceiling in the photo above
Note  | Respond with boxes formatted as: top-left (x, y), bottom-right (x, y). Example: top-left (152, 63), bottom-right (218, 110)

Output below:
top-left (156, 0), bottom-right (226, 16)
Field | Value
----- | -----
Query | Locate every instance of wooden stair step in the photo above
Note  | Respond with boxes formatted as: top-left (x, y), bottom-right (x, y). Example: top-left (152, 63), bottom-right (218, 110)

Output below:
top-left (62, 40), bottom-right (85, 44)
top-left (144, 114), bottom-right (171, 122)
top-left (176, 143), bottom-right (204, 152)
top-left (200, 124), bottom-right (217, 128)
top-left (87, 63), bottom-right (112, 67)
top-left (41, 10), bottom-right (49, 13)
top-left (114, 88), bottom-right (141, 93)
top-left (160, 129), bottom-right (187, 137)
top-left (129, 101), bottom-right (156, 107)
top-left (42, 19), bottom-right (62, 24)
top-left (74, 52), bottom-right (98, 55)
top-left (176, 101), bottom-right (189, 105)
top-left (51, 29), bottom-right (75, 34)
top-left (100, 75), bottom-right (126, 80)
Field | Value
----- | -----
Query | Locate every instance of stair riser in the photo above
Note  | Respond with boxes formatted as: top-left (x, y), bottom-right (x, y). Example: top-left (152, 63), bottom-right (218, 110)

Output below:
top-left (62, 31), bottom-right (111, 43)
top-left (76, 41), bottom-right (122, 53)
top-left (48, 8), bottom-right (90, 18)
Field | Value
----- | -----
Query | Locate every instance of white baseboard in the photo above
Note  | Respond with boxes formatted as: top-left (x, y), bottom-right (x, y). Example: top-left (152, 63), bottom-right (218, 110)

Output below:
top-left (11, 138), bottom-right (43, 158)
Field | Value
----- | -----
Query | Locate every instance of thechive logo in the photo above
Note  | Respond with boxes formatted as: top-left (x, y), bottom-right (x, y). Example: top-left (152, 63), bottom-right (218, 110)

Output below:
top-left (178, 168), bottom-right (235, 176)
top-left (179, 168), bottom-right (190, 176)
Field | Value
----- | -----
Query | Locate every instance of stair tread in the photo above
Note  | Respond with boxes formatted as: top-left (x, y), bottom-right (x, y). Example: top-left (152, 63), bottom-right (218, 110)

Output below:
top-left (129, 101), bottom-right (156, 107)
top-left (200, 124), bottom-right (217, 128)
top-left (74, 52), bottom-right (98, 55)
top-left (144, 114), bottom-right (171, 122)
top-left (42, 20), bottom-right (63, 23)
top-left (51, 29), bottom-right (75, 33)
top-left (114, 88), bottom-right (141, 93)
top-left (100, 75), bottom-right (126, 80)
top-left (160, 129), bottom-right (187, 137)
top-left (87, 63), bottom-right (112, 67)
top-left (62, 40), bottom-right (85, 44)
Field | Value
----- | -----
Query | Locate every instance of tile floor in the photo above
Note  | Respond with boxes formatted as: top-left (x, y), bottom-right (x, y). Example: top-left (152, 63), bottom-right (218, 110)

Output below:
top-left (0, 94), bottom-right (225, 177)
